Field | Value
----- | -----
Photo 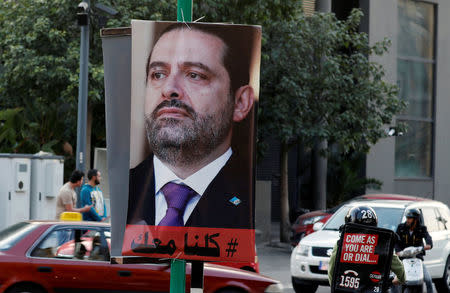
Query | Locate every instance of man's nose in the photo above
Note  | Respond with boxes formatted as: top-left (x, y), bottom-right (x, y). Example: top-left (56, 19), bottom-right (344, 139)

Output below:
top-left (162, 75), bottom-right (182, 100)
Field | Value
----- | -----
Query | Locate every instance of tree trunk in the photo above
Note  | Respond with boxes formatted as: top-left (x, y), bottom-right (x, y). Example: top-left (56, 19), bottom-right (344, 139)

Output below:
top-left (312, 140), bottom-right (327, 210)
top-left (296, 143), bottom-right (303, 214)
top-left (280, 142), bottom-right (290, 243)
top-left (315, 0), bottom-right (331, 12)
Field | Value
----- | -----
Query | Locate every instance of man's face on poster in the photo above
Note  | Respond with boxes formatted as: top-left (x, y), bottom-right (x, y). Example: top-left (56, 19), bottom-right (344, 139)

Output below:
top-left (144, 28), bottom-right (235, 166)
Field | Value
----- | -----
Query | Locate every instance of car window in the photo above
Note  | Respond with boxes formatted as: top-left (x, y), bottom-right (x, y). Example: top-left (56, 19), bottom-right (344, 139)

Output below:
top-left (374, 208), bottom-right (404, 231)
top-left (0, 222), bottom-right (38, 251)
top-left (421, 207), bottom-right (440, 232)
top-left (323, 206), bottom-right (352, 230)
top-left (323, 206), bottom-right (404, 231)
top-left (31, 227), bottom-right (110, 261)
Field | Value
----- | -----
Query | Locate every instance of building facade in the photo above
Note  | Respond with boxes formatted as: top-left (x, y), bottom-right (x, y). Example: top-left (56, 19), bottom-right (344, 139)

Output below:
top-left (365, 0), bottom-right (450, 207)
top-left (258, 0), bottom-right (450, 221)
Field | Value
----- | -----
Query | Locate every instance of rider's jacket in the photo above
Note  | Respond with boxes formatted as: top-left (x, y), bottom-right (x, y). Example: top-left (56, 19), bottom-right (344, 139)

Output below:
top-left (395, 223), bottom-right (433, 260)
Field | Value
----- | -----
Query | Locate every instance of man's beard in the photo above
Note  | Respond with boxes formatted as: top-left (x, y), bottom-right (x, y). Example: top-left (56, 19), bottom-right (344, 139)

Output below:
top-left (94, 179), bottom-right (100, 185)
top-left (406, 219), bottom-right (417, 229)
top-left (145, 98), bottom-right (234, 166)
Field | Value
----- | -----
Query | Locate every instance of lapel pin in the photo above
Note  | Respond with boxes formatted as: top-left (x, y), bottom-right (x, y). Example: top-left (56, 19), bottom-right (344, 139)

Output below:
top-left (229, 196), bottom-right (241, 206)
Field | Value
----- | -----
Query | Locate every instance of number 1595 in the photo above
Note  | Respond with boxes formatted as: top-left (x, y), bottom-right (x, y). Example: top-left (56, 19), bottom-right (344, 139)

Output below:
top-left (339, 275), bottom-right (360, 289)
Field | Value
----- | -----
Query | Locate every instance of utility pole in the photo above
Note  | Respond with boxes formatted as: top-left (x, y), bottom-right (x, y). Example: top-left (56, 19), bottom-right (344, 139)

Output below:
top-left (76, 0), bottom-right (90, 185)
top-left (312, 0), bottom-right (331, 211)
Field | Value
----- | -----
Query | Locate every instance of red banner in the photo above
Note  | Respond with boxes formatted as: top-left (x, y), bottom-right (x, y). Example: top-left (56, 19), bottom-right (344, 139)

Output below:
top-left (339, 233), bottom-right (379, 264)
top-left (122, 225), bottom-right (255, 262)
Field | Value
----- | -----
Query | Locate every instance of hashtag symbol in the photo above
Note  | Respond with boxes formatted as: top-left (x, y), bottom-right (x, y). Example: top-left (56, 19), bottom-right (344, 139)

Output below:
top-left (226, 238), bottom-right (238, 257)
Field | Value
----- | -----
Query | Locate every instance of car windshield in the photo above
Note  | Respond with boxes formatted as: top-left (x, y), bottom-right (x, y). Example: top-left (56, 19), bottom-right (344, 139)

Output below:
top-left (323, 206), bottom-right (404, 232)
top-left (0, 222), bottom-right (38, 251)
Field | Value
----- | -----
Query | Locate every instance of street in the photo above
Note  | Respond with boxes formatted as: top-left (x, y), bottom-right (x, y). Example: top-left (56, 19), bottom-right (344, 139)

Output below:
top-left (256, 237), bottom-right (432, 293)
top-left (257, 224), bottom-right (330, 293)
top-left (257, 242), bottom-right (330, 293)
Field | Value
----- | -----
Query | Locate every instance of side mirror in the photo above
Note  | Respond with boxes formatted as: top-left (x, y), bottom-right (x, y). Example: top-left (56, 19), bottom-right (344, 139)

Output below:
top-left (313, 222), bottom-right (324, 231)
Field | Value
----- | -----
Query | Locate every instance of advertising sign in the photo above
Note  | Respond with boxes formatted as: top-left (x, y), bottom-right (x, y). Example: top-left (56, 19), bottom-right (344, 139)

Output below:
top-left (331, 223), bottom-right (396, 293)
top-left (120, 20), bottom-right (262, 262)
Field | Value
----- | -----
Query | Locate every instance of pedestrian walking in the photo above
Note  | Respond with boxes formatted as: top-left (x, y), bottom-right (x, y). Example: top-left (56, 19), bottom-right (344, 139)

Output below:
top-left (56, 170), bottom-right (92, 219)
top-left (80, 169), bottom-right (107, 221)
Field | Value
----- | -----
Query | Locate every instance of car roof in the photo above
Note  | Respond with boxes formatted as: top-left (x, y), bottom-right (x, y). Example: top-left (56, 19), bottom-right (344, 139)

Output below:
top-left (355, 193), bottom-right (429, 201)
top-left (343, 198), bottom-right (447, 210)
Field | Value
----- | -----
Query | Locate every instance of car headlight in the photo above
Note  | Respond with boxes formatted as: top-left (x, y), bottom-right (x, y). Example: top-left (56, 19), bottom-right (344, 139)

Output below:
top-left (265, 283), bottom-right (283, 293)
top-left (295, 244), bottom-right (310, 258)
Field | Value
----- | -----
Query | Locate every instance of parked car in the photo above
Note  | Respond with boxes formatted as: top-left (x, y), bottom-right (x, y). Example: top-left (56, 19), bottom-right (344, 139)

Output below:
top-left (290, 198), bottom-right (450, 293)
top-left (290, 193), bottom-right (428, 246)
top-left (0, 220), bottom-right (282, 293)
top-left (290, 210), bottom-right (333, 247)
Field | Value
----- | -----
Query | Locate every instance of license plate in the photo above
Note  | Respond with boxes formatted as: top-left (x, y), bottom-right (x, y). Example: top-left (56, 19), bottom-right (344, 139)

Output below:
top-left (319, 261), bottom-right (328, 271)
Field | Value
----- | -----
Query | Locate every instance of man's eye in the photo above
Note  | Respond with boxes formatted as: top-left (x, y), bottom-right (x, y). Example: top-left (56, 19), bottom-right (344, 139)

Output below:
top-left (188, 72), bottom-right (205, 80)
top-left (152, 72), bottom-right (166, 80)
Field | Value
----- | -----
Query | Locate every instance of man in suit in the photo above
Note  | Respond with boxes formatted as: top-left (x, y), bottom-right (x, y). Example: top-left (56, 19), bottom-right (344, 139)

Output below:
top-left (127, 23), bottom-right (258, 229)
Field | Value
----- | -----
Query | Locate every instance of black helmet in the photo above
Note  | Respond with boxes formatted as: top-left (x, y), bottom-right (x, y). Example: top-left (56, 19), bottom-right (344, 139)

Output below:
top-left (406, 208), bottom-right (421, 219)
top-left (345, 206), bottom-right (378, 227)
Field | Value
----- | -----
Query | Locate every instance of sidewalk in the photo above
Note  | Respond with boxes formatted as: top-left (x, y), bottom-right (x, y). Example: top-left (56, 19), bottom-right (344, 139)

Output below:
top-left (256, 222), bottom-right (294, 292)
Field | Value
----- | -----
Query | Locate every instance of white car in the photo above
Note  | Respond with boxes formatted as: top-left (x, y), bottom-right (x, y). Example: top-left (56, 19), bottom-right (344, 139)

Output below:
top-left (290, 198), bottom-right (450, 293)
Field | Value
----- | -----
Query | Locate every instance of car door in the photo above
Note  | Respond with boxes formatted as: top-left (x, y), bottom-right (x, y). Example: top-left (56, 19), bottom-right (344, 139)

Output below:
top-left (436, 206), bottom-right (450, 262)
top-left (97, 227), bottom-right (172, 293)
top-left (421, 207), bottom-right (446, 277)
top-left (106, 259), bottom-right (172, 292)
top-left (28, 225), bottom-right (111, 293)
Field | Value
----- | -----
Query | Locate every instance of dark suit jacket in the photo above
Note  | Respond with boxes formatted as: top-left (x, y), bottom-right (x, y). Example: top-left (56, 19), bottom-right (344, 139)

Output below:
top-left (127, 152), bottom-right (253, 229)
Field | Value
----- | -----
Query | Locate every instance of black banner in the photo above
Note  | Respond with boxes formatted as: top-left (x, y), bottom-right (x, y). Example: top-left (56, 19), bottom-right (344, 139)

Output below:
top-left (331, 223), bottom-right (396, 293)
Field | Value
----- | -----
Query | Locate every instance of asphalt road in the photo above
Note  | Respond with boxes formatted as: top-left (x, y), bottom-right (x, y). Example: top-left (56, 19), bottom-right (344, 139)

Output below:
top-left (257, 241), bottom-right (330, 293)
top-left (256, 237), bottom-right (430, 293)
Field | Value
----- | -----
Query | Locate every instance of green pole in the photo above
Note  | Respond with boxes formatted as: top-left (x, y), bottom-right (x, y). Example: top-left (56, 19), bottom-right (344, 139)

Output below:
top-left (170, 3), bottom-right (192, 293)
top-left (170, 258), bottom-right (186, 293)
top-left (177, 0), bottom-right (192, 22)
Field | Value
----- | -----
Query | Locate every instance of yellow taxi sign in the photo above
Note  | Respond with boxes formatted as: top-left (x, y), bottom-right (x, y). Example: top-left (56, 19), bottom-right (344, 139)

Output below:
top-left (60, 212), bottom-right (82, 221)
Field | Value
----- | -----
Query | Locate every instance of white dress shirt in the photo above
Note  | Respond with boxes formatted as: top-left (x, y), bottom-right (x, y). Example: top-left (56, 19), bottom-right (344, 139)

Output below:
top-left (153, 148), bottom-right (232, 225)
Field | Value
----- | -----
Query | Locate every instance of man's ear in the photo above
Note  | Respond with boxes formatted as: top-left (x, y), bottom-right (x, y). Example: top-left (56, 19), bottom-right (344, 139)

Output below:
top-left (233, 85), bottom-right (255, 122)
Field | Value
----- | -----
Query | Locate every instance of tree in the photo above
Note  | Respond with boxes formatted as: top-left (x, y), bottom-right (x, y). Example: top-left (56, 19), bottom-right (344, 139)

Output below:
top-left (0, 0), bottom-right (177, 174)
top-left (0, 0), bottom-right (302, 174)
top-left (259, 9), bottom-right (406, 242)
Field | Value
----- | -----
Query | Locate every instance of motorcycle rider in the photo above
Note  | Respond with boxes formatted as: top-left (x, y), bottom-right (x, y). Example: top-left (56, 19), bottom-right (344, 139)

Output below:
top-left (393, 208), bottom-right (433, 293)
top-left (328, 206), bottom-right (405, 289)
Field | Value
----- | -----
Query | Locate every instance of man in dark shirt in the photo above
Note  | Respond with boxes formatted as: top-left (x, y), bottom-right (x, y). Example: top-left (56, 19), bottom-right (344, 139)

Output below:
top-left (394, 208), bottom-right (434, 293)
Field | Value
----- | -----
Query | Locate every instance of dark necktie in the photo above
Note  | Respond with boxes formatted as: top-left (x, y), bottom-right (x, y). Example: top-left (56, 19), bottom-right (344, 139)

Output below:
top-left (158, 182), bottom-right (196, 226)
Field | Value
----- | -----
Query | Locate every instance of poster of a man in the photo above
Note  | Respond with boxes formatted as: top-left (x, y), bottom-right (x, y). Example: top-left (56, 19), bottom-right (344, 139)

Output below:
top-left (122, 21), bottom-right (261, 262)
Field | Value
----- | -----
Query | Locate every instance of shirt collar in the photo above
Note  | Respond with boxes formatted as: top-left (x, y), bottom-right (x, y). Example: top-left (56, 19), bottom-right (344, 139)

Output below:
top-left (154, 148), bottom-right (232, 196)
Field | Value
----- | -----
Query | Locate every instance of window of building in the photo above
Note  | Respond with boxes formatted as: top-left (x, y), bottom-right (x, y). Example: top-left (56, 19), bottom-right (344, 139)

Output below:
top-left (303, 0), bottom-right (316, 16)
top-left (395, 0), bottom-right (435, 178)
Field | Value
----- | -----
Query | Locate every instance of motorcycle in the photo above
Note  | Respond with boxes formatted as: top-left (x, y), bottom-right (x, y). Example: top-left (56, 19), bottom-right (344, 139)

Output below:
top-left (397, 246), bottom-right (425, 293)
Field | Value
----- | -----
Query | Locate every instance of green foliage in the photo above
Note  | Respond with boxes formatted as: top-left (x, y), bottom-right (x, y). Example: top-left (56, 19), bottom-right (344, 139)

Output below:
top-left (327, 152), bottom-right (382, 207)
top-left (259, 9), bottom-right (406, 156)
top-left (0, 0), bottom-right (177, 157)
top-left (0, 107), bottom-right (60, 153)
top-left (1, 0), bottom-right (82, 155)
